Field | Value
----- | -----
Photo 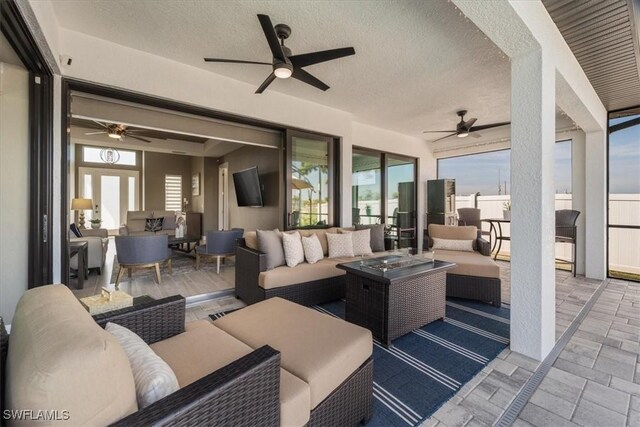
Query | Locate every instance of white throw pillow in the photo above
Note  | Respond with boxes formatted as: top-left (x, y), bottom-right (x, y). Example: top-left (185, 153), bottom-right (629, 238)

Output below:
top-left (282, 231), bottom-right (305, 267)
top-left (431, 237), bottom-right (474, 252)
top-left (106, 322), bottom-right (180, 408)
top-left (302, 234), bottom-right (324, 264)
top-left (327, 232), bottom-right (355, 258)
top-left (340, 229), bottom-right (372, 256)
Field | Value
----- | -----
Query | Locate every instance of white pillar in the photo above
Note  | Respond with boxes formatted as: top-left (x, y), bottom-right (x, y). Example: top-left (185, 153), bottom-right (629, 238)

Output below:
top-left (585, 131), bottom-right (607, 279)
top-left (571, 132), bottom-right (586, 275)
top-left (510, 49), bottom-right (557, 361)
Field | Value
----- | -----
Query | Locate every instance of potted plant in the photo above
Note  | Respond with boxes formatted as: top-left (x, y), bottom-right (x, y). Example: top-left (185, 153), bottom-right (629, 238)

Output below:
top-left (89, 218), bottom-right (102, 229)
top-left (502, 201), bottom-right (511, 220)
top-left (365, 204), bottom-right (372, 216)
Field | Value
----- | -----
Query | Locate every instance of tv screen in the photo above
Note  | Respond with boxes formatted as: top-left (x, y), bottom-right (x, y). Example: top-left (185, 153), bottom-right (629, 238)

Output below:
top-left (232, 167), bottom-right (264, 207)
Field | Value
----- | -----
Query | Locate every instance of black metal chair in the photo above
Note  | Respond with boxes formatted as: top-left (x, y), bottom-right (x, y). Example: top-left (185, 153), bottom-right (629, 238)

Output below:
top-left (555, 210), bottom-right (580, 277)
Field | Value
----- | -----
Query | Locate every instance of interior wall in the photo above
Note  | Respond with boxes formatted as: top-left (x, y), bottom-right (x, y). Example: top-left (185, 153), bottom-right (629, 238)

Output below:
top-left (0, 63), bottom-right (30, 324)
top-left (190, 156), bottom-right (205, 213)
top-left (203, 157), bottom-right (219, 233)
top-left (144, 152), bottom-right (192, 211)
top-left (220, 146), bottom-right (280, 231)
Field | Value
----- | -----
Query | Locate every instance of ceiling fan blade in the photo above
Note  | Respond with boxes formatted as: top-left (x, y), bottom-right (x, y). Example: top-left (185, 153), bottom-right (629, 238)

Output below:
top-left (255, 72), bottom-right (277, 94)
top-left (257, 14), bottom-right (285, 61)
top-left (422, 130), bottom-right (456, 133)
top-left (204, 58), bottom-right (272, 65)
top-left (431, 133), bottom-right (457, 143)
top-left (609, 117), bottom-right (640, 133)
top-left (291, 68), bottom-right (329, 91)
top-left (289, 47), bottom-right (356, 68)
top-left (127, 135), bottom-right (152, 143)
top-left (464, 118), bottom-right (477, 129)
top-left (92, 120), bottom-right (108, 129)
top-left (471, 121), bottom-right (510, 131)
top-left (84, 131), bottom-right (107, 135)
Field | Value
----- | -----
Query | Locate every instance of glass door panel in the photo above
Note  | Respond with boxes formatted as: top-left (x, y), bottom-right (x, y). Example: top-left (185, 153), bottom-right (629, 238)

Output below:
top-left (352, 149), bottom-right (382, 225)
top-left (286, 131), bottom-right (334, 229)
top-left (387, 156), bottom-right (416, 249)
top-left (101, 175), bottom-right (121, 230)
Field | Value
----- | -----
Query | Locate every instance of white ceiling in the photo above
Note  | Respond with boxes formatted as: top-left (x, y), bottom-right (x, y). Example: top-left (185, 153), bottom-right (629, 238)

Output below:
top-left (50, 0), bottom-right (517, 139)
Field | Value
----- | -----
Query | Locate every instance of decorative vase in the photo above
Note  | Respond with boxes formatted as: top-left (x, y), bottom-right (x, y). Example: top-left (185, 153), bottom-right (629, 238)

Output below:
top-left (503, 210), bottom-right (511, 220)
top-left (91, 223), bottom-right (100, 229)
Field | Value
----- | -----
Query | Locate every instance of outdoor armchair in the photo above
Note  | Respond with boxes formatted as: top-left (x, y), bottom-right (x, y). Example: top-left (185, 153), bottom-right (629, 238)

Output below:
top-left (115, 235), bottom-right (172, 287)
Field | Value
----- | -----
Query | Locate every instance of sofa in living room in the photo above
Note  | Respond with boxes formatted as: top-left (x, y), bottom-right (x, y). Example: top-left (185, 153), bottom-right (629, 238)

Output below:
top-left (69, 227), bottom-right (109, 274)
top-left (235, 225), bottom-right (387, 306)
top-left (2, 285), bottom-right (373, 426)
top-left (119, 210), bottom-right (177, 236)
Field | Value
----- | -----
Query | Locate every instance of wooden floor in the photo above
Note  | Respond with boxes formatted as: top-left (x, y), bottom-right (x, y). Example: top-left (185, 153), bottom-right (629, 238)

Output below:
top-left (71, 237), bottom-right (236, 300)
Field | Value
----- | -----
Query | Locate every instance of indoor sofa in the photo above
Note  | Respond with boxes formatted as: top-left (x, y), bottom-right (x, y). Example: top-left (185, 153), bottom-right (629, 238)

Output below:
top-left (427, 224), bottom-right (502, 307)
top-left (236, 227), bottom-right (386, 306)
top-left (69, 227), bottom-right (109, 274)
top-left (2, 285), bottom-right (373, 427)
top-left (119, 210), bottom-right (177, 236)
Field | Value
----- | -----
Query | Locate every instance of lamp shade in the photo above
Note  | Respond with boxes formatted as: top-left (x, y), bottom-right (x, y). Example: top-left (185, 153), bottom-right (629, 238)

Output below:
top-left (71, 198), bottom-right (93, 210)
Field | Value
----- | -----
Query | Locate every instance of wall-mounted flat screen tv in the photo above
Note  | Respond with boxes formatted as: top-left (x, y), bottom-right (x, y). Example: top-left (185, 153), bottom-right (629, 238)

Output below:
top-left (232, 166), bottom-right (264, 207)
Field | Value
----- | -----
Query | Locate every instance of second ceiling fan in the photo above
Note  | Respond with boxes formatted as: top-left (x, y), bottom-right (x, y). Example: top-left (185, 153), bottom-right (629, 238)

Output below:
top-left (424, 110), bottom-right (510, 142)
top-left (204, 14), bottom-right (355, 94)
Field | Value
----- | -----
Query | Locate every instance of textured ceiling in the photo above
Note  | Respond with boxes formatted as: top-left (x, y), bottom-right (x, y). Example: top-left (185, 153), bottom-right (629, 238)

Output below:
top-left (543, 0), bottom-right (640, 112)
top-left (50, 0), bottom-right (513, 138)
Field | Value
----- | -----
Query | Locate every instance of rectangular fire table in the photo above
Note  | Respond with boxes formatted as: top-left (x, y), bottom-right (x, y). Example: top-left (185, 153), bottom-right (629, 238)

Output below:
top-left (337, 255), bottom-right (456, 347)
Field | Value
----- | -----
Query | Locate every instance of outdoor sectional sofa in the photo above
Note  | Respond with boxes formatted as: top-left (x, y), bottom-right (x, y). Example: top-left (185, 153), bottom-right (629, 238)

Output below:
top-left (2, 285), bottom-right (373, 426)
top-left (427, 224), bottom-right (502, 307)
top-left (236, 228), bottom-right (386, 306)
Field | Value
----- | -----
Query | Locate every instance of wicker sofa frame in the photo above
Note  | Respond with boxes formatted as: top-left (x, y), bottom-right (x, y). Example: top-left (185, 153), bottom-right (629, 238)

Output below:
top-left (235, 243), bottom-right (346, 306)
top-left (1, 294), bottom-right (373, 426)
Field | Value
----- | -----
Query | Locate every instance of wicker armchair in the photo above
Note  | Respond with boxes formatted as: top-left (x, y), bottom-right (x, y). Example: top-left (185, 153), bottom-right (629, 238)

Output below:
top-left (556, 209), bottom-right (580, 277)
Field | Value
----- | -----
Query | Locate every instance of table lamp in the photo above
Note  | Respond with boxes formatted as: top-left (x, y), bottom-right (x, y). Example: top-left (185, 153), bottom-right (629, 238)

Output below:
top-left (71, 198), bottom-right (93, 229)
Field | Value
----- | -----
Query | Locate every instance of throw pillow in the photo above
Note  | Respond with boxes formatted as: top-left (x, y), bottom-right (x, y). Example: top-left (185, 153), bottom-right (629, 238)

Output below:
top-left (70, 223), bottom-right (83, 238)
top-left (355, 224), bottom-right (385, 252)
top-left (301, 234), bottom-right (324, 264)
top-left (327, 232), bottom-right (354, 258)
top-left (341, 229), bottom-right (372, 256)
top-left (431, 237), bottom-right (474, 252)
top-left (105, 322), bottom-right (179, 408)
top-left (145, 217), bottom-right (163, 232)
top-left (257, 229), bottom-right (285, 270)
top-left (162, 215), bottom-right (176, 230)
top-left (282, 232), bottom-right (305, 267)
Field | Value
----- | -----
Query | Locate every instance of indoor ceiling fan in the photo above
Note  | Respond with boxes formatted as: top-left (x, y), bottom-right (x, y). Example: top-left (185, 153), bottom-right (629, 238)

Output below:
top-left (204, 14), bottom-right (356, 94)
top-left (84, 120), bottom-right (152, 143)
top-left (423, 110), bottom-right (510, 142)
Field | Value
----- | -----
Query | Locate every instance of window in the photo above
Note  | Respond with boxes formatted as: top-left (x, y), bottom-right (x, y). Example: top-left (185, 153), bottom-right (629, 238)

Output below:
top-left (83, 146), bottom-right (137, 166)
top-left (165, 175), bottom-right (182, 211)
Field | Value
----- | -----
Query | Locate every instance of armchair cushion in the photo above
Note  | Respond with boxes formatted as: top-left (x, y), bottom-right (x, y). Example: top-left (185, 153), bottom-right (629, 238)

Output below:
top-left (106, 322), bottom-right (179, 408)
top-left (432, 237), bottom-right (474, 252)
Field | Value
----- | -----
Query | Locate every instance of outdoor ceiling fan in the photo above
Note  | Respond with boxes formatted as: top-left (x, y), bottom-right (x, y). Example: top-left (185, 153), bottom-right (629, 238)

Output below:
top-left (204, 14), bottom-right (356, 94)
top-left (423, 110), bottom-right (510, 142)
top-left (84, 120), bottom-right (152, 143)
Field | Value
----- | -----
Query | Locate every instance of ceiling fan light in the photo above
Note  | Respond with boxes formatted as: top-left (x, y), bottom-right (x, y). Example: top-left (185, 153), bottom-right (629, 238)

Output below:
top-left (457, 132), bottom-right (469, 138)
top-left (274, 64), bottom-right (293, 79)
top-left (108, 132), bottom-right (121, 139)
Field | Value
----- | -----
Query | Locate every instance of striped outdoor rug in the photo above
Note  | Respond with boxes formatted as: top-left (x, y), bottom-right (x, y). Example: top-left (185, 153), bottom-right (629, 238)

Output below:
top-left (211, 298), bottom-right (510, 427)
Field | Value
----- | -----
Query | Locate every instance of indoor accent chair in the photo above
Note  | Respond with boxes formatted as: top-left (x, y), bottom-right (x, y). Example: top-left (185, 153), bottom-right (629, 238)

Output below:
top-left (457, 208), bottom-right (490, 239)
top-left (196, 228), bottom-right (244, 273)
top-left (555, 209), bottom-right (580, 277)
top-left (114, 235), bottom-right (172, 287)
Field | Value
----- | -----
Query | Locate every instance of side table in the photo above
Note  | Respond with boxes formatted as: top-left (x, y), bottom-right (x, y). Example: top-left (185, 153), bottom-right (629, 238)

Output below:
top-left (69, 241), bottom-right (89, 289)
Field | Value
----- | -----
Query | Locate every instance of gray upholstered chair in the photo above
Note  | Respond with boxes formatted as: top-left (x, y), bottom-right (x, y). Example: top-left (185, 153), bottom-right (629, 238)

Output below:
top-left (457, 208), bottom-right (489, 239)
top-left (556, 209), bottom-right (580, 277)
top-left (196, 228), bottom-right (244, 273)
top-left (114, 235), bottom-right (172, 287)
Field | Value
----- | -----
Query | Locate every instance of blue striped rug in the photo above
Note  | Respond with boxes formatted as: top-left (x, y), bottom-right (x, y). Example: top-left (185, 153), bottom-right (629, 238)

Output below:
top-left (312, 298), bottom-right (510, 426)
top-left (210, 298), bottom-right (510, 426)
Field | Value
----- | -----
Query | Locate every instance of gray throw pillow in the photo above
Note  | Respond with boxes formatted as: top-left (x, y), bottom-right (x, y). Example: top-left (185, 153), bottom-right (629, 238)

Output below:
top-left (355, 224), bottom-right (385, 252)
top-left (257, 229), bottom-right (285, 270)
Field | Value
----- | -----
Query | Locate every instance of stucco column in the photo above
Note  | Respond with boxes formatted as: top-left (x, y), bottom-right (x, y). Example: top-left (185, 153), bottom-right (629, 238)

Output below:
top-left (585, 130), bottom-right (607, 279)
top-left (571, 132), bottom-right (586, 275)
top-left (510, 49), bottom-right (556, 361)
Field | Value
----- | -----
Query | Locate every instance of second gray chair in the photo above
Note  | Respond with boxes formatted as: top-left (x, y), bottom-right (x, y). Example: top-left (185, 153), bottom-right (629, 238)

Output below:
top-left (114, 235), bottom-right (172, 288)
top-left (458, 208), bottom-right (490, 239)
top-left (196, 228), bottom-right (244, 273)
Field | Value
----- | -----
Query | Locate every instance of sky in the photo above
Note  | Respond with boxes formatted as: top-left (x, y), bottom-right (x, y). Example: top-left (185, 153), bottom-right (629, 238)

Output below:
top-left (609, 115), bottom-right (640, 194)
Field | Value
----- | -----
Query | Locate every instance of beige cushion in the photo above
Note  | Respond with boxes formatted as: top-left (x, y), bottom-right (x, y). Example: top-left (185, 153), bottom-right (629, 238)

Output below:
top-left (106, 322), bottom-right (179, 408)
top-left (244, 231), bottom-right (258, 250)
top-left (432, 237), bottom-right (474, 252)
top-left (151, 322), bottom-right (310, 427)
top-left (327, 232), bottom-right (355, 258)
top-left (6, 285), bottom-right (138, 426)
top-left (259, 258), bottom-right (346, 289)
top-left (434, 249), bottom-right (500, 278)
top-left (214, 297), bottom-right (372, 409)
top-left (428, 224), bottom-right (477, 241)
top-left (282, 231), bottom-right (305, 267)
top-left (341, 228), bottom-right (372, 256)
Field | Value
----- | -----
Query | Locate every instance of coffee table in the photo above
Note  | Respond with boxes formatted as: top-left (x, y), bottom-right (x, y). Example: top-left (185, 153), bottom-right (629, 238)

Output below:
top-left (337, 255), bottom-right (455, 347)
top-left (168, 235), bottom-right (200, 253)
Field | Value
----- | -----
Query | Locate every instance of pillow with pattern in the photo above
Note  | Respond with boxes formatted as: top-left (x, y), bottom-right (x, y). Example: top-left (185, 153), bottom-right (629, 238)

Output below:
top-left (340, 228), bottom-right (372, 256)
top-left (302, 233), bottom-right (324, 264)
top-left (145, 217), bottom-right (163, 232)
top-left (327, 232), bottom-right (354, 258)
top-left (431, 237), bottom-right (474, 252)
top-left (282, 231), bottom-right (305, 267)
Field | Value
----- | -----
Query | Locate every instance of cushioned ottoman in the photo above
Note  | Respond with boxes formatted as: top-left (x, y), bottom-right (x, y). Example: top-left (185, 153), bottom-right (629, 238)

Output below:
top-left (214, 297), bottom-right (373, 422)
